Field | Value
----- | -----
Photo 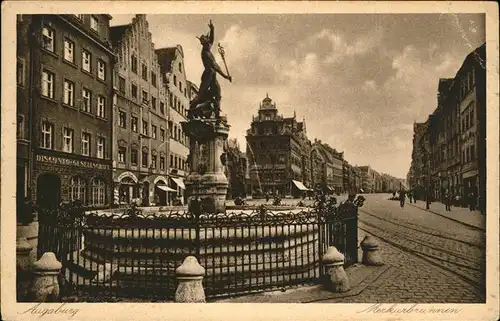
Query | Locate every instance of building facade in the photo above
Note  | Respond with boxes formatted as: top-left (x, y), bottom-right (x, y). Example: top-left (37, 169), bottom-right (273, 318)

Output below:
top-left (110, 14), bottom-right (170, 206)
top-left (246, 94), bottom-right (311, 197)
top-left (17, 15), bottom-right (34, 216)
top-left (26, 14), bottom-right (115, 209)
top-left (408, 44), bottom-right (486, 211)
top-left (310, 140), bottom-right (344, 193)
top-left (156, 45), bottom-right (190, 204)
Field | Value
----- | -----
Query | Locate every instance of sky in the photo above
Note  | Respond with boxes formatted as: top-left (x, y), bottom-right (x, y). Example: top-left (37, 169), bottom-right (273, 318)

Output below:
top-left (111, 14), bottom-right (485, 179)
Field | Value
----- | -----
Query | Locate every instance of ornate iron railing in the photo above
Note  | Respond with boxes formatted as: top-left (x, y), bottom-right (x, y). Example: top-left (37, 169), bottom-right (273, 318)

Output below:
top-left (37, 195), bottom-right (363, 301)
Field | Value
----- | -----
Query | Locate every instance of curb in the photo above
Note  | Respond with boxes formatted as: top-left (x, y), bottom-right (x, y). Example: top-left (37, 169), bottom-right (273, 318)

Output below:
top-left (408, 203), bottom-right (485, 231)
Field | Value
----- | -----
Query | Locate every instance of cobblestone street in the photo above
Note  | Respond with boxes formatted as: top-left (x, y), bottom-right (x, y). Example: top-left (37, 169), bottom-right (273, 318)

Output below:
top-left (327, 193), bottom-right (486, 303)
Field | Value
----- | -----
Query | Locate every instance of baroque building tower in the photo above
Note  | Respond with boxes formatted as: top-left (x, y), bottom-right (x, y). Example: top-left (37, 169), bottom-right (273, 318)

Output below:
top-left (246, 94), bottom-right (311, 197)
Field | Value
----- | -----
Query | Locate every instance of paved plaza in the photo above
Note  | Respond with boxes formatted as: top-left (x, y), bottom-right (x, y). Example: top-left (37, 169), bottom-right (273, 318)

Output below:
top-left (218, 193), bottom-right (486, 303)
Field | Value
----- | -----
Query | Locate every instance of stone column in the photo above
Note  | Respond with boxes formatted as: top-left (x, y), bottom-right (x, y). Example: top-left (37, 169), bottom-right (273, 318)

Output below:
top-left (321, 246), bottom-right (350, 292)
top-left (183, 119), bottom-right (230, 213)
top-left (360, 235), bottom-right (383, 266)
top-left (17, 237), bottom-right (34, 301)
top-left (27, 252), bottom-right (62, 302)
top-left (175, 256), bottom-right (206, 303)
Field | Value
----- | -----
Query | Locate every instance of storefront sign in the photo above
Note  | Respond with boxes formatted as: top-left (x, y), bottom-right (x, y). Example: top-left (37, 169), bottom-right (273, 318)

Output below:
top-left (36, 154), bottom-right (110, 170)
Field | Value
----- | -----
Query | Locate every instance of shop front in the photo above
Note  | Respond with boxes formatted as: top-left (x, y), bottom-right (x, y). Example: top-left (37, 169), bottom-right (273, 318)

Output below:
top-left (113, 171), bottom-right (140, 206)
top-left (170, 176), bottom-right (186, 205)
top-left (153, 175), bottom-right (175, 206)
top-left (33, 151), bottom-right (112, 210)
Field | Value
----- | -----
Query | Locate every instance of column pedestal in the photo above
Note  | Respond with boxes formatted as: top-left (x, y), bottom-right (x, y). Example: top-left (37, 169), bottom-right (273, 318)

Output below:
top-left (182, 118), bottom-right (230, 214)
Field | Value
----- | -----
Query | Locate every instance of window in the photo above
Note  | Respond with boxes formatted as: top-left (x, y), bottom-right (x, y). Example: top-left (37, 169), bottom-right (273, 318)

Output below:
top-left (63, 80), bottom-right (75, 106)
top-left (160, 128), bottom-right (165, 141)
top-left (152, 125), bottom-right (157, 139)
top-left (118, 147), bottom-right (126, 163)
top-left (160, 101), bottom-right (165, 114)
top-left (41, 70), bottom-right (55, 99)
top-left (169, 122), bottom-right (173, 138)
top-left (178, 62), bottom-right (182, 72)
top-left (470, 108), bottom-right (475, 127)
top-left (90, 178), bottom-right (106, 206)
top-left (131, 149), bottom-right (138, 166)
top-left (142, 151), bottom-right (148, 168)
top-left (151, 72), bottom-right (157, 87)
top-left (90, 16), bottom-right (98, 32)
top-left (470, 145), bottom-right (475, 160)
top-left (69, 176), bottom-right (86, 204)
top-left (131, 83), bottom-right (138, 99)
top-left (64, 39), bottom-right (74, 62)
top-left (41, 122), bottom-right (53, 149)
top-left (142, 63), bottom-right (148, 80)
top-left (142, 120), bottom-right (148, 135)
top-left (42, 26), bottom-right (54, 52)
top-left (97, 60), bottom-right (106, 80)
top-left (82, 88), bottom-right (92, 112)
top-left (174, 157), bottom-right (178, 169)
top-left (82, 132), bottom-right (91, 156)
top-left (74, 14), bottom-right (84, 20)
top-left (17, 58), bottom-right (25, 86)
top-left (82, 50), bottom-right (91, 72)
top-left (170, 154), bottom-right (173, 167)
top-left (131, 55), bottom-right (137, 73)
top-left (151, 96), bottom-right (157, 110)
top-left (97, 137), bottom-right (105, 159)
top-left (160, 156), bottom-right (165, 170)
top-left (142, 90), bottom-right (148, 104)
top-left (118, 76), bottom-right (125, 94)
top-left (173, 75), bottom-right (177, 87)
top-left (131, 116), bottom-right (138, 132)
top-left (63, 127), bottom-right (74, 153)
top-left (97, 96), bottom-right (106, 118)
top-left (117, 111), bottom-right (126, 128)
top-left (151, 155), bottom-right (157, 168)
top-left (179, 82), bottom-right (182, 92)
top-left (17, 115), bottom-right (25, 139)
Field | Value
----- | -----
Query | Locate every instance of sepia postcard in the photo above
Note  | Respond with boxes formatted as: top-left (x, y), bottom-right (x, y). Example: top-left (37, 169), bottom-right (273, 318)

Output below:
top-left (1, 1), bottom-right (499, 320)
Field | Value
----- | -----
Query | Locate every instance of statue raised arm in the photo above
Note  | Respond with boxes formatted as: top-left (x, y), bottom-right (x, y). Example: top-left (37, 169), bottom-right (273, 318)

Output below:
top-left (190, 20), bottom-right (232, 119)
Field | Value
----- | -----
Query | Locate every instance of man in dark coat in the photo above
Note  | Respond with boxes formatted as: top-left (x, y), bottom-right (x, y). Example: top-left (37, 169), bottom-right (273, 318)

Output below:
top-left (399, 189), bottom-right (406, 208)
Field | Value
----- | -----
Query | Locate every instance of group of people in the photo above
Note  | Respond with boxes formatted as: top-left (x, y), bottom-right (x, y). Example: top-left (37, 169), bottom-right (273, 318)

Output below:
top-left (394, 188), bottom-right (480, 213)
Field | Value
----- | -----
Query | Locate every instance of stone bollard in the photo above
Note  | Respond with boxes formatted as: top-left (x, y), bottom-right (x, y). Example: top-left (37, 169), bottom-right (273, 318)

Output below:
top-left (17, 237), bottom-right (34, 301)
top-left (321, 246), bottom-right (350, 292)
top-left (175, 256), bottom-right (206, 303)
top-left (27, 252), bottom-right (62, 302)
top-left (360, 235), bottom-right (384, 266)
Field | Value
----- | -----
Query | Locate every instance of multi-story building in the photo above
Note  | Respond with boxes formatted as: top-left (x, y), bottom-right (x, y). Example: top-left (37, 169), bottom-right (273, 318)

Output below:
top-left (310, 139), bottom-right (344, 193)
top-left (110, 14), bottom-right (170, 206)
top-left (408, 44), bottom-right (485, 210)
top-left (26, 14), bottom-right (115, 209)
top-left (456, 44), bottom-right (486, 211)
top-left (356, 166), bottom-right (374, 193)
top-left (246, 94), bottom-right (311, 197)
top-left (407, 121), bottom-right (429, 198)
top-left (17, 15), bottom-right (34, 217)
top-left (156, 45), bottom-right (190, 204)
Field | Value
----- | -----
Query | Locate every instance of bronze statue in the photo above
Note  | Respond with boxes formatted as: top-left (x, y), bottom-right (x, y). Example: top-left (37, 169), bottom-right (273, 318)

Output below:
top-left (189, 20), bottom-right (232, 119)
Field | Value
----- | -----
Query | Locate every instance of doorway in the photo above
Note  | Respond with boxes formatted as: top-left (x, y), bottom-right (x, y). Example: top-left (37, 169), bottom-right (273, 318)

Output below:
top-left (36, 173), bottom-right (61, 209)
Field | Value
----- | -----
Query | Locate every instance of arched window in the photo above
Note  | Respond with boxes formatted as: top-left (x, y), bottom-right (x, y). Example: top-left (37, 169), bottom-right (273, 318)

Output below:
top-left (91, 178), bottom-right (106, 206)
top-left (69, 176), bottom-right (86, 204)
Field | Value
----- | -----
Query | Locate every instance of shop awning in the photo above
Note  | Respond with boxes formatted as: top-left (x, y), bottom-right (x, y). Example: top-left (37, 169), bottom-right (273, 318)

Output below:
top-left (157, 185), bottom-right (177, 192)
top-left (171, 177), bottom-right (185, 190)
top-left (360, 189), bottom-right (365, 193)
top-left (292, 180), bottom-right (309, 191)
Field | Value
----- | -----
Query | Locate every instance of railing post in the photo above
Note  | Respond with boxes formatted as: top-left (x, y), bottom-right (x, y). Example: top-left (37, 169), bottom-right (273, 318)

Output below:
top-left (192, 198), bottom-right (201, 259)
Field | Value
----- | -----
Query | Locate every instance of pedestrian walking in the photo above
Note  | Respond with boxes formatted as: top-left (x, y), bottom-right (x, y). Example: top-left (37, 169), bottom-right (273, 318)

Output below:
top-left (468, 192), bottom-right (477, 211)
top-left (408, 190), bottom-right (413, 204)
top-left (399, 189), bottom-right (406, 208)
top-left (444, 191), bottom-right (451, 211)
top-left (265, 191), bottom-right (270, 203)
